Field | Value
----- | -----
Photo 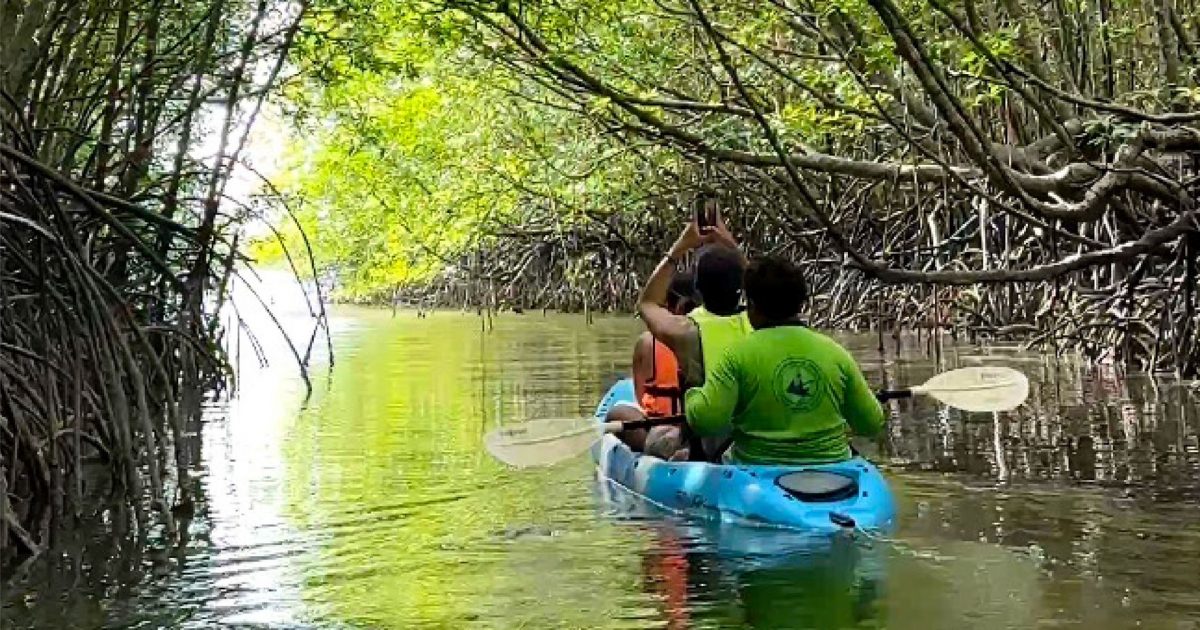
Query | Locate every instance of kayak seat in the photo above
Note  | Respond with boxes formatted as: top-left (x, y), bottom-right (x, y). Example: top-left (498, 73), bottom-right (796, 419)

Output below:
top-left (775, 470), bottom-right (859, 502)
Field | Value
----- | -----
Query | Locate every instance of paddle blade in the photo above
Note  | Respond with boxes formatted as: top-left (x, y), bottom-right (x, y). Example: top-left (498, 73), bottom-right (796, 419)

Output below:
top-left (913, 366), bottom-right (1029, 412)
top-left (484, 418), bottom-right (602, 468)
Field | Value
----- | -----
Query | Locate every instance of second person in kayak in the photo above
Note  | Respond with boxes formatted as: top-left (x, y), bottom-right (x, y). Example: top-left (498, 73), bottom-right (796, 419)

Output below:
top-left (637, 200), bottom-right (753, 460)
top-left (684, 256), bottom-right (885, 464)
top-left (606, 271), bottom-right (697, 453)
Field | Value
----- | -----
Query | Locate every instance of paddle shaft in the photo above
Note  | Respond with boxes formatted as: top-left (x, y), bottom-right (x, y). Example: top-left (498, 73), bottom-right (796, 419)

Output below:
top-left (605, 390), bottom-right (912, 432)
top-left (606, 381), bottom-right (1001, 431)
top-left (876, 389), bottom-right (913, 402)
top-left (601, 415), bottom-right (685, 433)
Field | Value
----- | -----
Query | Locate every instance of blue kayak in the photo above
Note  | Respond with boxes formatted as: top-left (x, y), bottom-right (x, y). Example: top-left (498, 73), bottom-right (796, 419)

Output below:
top-left (592, 378), bottom-right (897, 535)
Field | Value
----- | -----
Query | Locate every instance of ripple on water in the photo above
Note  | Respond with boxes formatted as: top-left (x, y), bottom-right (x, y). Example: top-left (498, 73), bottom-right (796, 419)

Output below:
top-left (4, 309), bottom-right (1200, 629)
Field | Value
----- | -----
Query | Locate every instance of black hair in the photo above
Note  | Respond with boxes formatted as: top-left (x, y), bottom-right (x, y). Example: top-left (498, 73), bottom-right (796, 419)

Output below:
top-left (744, 256), bottom-right (808, 321)
top-left (667, 269), bottom-right (698, 313)
top-left (694, 245), bottom-right (745, 315)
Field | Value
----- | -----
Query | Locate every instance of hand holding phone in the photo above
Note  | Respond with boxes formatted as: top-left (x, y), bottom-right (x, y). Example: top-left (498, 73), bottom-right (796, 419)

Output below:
top-left (699, 197), bottom-right (739, 252)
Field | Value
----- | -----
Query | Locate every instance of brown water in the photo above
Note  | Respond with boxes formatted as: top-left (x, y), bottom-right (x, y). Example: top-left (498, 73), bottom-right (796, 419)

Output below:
top-left (3, 289), bottom-right (1200, 629)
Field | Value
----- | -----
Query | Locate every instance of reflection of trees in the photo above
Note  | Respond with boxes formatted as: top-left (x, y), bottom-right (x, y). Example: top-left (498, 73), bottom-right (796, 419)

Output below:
top-left (281, 312), bottom-right (652, 628)
top-left (872, 335), bottom-right (1200, 624)
top-left (900, 472), bottom-right (1200, 626)
top-left (868, 339), bottom-right (1200, 498)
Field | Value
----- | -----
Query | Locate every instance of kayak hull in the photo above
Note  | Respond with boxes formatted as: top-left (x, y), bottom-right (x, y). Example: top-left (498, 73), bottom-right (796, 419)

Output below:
top-left (592, 378), bottom-right (897, 535)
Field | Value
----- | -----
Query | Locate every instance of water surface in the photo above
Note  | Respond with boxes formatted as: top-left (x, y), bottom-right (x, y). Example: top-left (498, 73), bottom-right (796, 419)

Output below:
top-left (4, 297), bottom-right (1200, 629)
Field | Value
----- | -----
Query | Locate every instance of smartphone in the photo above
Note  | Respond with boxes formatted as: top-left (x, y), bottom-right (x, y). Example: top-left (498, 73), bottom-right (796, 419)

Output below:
top-left (693, 195), bottom-right (715, 229)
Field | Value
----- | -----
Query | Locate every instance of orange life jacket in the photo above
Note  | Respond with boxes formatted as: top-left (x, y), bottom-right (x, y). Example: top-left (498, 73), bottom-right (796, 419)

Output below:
top-left (640, 340), bottom-right (683, 417)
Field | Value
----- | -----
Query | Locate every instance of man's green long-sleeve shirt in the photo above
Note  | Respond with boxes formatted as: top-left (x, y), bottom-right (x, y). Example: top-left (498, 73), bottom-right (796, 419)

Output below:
top-left (683, 324), bottom-right (885, 464)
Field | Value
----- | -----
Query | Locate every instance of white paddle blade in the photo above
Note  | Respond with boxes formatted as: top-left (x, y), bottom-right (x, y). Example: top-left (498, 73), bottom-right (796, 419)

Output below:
top-left (484, 418), bottom-right (603, 468)
top-left (913, 366), bottom-right (1029, 412)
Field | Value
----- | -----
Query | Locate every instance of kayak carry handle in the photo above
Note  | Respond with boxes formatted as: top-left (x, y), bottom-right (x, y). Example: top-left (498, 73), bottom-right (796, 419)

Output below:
top-left (829, 512), bottom-right (857, 529)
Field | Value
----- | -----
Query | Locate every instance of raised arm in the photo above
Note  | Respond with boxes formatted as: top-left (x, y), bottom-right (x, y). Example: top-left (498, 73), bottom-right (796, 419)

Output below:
top-left (637, 221), bottom-right (703, 352)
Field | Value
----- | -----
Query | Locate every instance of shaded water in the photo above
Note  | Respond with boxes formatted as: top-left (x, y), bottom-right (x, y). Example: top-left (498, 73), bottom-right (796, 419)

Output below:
top-left (4, 296), bottom-right (1200, 629)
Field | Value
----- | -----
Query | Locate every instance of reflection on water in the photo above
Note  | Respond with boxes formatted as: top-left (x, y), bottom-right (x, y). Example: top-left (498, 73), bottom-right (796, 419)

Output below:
top-left (3, 289), bottom-right (1200, 629)
top-left (883, 355), bottom-right (1200, 500)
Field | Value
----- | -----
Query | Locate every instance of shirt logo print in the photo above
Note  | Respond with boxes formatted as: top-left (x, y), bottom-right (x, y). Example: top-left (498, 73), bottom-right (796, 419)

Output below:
top-left (773, 358), bottom-right (826, 413)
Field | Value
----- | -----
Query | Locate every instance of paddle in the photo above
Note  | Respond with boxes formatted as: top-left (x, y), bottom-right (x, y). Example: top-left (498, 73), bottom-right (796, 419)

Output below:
top-left (876, 365), bottom-right (1030, 412)
top-left (484, 415), bottom-right (684, 468)
top-left (485, 366), bottom-right (1029, 468)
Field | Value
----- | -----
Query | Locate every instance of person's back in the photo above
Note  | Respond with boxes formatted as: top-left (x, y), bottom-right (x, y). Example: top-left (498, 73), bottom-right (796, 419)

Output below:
top-left (687, 303), bottom-right (753, 388)
top-left (684, 256), bottom-right (885, 464)
top-left (637, 337), bottom-right (683, 417)
top-left (685, 325), bottom-right (884, 463)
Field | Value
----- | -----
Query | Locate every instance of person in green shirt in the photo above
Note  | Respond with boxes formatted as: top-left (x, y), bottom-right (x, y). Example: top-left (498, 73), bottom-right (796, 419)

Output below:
top-left (632, 200), bottom-right (752, 461)
top-left (684, 256), bottom-right (885, 464)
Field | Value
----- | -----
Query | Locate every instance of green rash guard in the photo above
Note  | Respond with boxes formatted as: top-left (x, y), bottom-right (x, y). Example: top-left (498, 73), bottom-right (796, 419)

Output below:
top-left (683, 324), bottom-right (885, 464)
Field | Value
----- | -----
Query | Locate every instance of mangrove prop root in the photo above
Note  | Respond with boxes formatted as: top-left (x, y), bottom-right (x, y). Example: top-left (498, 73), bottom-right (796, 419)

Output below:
top-left (0, 0), bottom-right (309, 572)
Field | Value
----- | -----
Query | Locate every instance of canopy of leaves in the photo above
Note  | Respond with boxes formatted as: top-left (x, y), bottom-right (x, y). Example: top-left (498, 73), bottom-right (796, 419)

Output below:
top-left (266, 0), bottom-right (687, 300)
top-left (269, 0), bottom-right (1200, 373)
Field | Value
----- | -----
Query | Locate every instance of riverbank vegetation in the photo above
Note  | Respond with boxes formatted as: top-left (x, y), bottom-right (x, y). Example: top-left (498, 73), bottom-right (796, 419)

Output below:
top-left (271, 0), bottom-right (1200, 375)
top-left (1, 0), bottom-right (305, 571)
